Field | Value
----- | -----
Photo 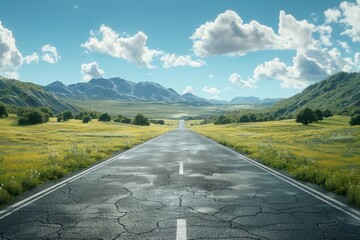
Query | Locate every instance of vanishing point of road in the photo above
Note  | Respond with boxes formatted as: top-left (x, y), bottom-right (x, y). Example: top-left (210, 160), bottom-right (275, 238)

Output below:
top-left (1, 120), bottom-right (360, 239)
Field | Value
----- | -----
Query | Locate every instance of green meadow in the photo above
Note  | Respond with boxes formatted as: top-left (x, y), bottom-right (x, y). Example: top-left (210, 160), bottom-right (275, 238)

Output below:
top-left (0, 115), bottom-right (176, 206)
top-left (189, 116), bottom-right (360, 206)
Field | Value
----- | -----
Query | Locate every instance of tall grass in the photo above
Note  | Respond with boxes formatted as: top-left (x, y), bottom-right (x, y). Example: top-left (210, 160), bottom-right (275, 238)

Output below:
top-left (0, 116), bottom-right (175, 207)
top-left (190, 116), bottom-right (360, 206)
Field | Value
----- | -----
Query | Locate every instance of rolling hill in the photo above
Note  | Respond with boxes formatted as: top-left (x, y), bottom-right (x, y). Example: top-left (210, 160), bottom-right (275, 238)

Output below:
top-left (0, 77), bottom-right (79, 113)
top-left (272, 71), bottom-right (360, 117)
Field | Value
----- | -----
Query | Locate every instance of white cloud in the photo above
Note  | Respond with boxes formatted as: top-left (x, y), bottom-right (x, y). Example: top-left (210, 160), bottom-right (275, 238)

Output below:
top-left (338, 40), bottom-right (351, 53)
top-left (278, 10), bottom-right (315, 49)
top-left (252, 43), bottom-right (356, 89)
top-left (229, 73), bottom-right (256, 88)
top-left (0, 21), bottom-right (23, 78)
top-left (73, 5), bottom-right (79, 10)
top-left (224, 86), bottom-right (233, 92)
top-left (24, 52), bottom-right (39, 64)
top-left (324, 8), bottom-right (341, 23)
top-left (202, 86), bottom-right (220, 95)
top-left (160, 54), bottom-right (205, 68)
top-left (191, 10), bottom-right (279, 57)
top-left (80, 61), bottom-right (105, 81)
top-left (191, 10), bottom-right (317, 57)
top-left (316, 25), bottom-right (332, 46)
top-left (81, 24), bottom-right (162, 68)
top-left (182, 86), bottom-right (194, 94)
top-left (355, 52), bottom-right (360, 70)
top-left (41, 44), bottom-right (60, 64)
top-left (339, 0), bottom-right (360, 42)
top-left (208, 74), bottom-right (214, 78)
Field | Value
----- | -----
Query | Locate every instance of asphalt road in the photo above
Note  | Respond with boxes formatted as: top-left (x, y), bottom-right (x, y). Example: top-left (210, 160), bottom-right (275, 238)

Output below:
top-left (1, 120), bottom-right (360, 239)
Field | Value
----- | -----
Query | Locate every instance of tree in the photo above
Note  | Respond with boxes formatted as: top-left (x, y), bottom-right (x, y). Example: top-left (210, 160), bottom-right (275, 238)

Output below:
top-left (239, 114), bottom-right (250, 123)
top-left (296, 108), bottom-right (318, 125)
top-left (82, 116), bottom-right (91, 123)
top-left (249, 114), bottom-right (257, 122)
top-left (98, 113), bottom-right (111, 122)
top-left (134, 113), bottom-right (149, 126)
top-left (0, 104), bottom-right (8, 118)
top-left (349, 115), bottom-right (360, 126)
top-left (315, 109), bottom-right (324, 121)
top-left (62, 111), bottom-right (74, 121)
top-left (18, 109), bottom-right (48, 125)
top-left (323, 109), bottom-right (333, 118)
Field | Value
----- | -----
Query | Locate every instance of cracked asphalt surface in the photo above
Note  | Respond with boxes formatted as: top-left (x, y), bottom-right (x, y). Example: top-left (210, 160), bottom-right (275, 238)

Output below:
top-left (0, 121), bottom-right (360, 239)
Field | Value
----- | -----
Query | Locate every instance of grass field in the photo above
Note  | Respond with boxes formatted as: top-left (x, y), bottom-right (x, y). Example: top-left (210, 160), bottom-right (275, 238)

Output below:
top-left (189, 116), bottom-right (360, 206)
top-left (65, 100), bottom-right (256, 119)
top-left (0, 115), bottom-right (176, 206)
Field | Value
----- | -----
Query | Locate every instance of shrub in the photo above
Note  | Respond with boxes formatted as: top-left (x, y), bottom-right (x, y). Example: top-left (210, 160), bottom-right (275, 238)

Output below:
top-left (315, 109), bottom-right (324, 121)
top-left (133, 113), bottom-right (149, 126)
top-left (82, 116), bottom-right (91, 123)
top-left (62, 111), bottom-right (74, 121)
top-left (296, 108), bottom-right (318, 125)
top-left (0, 104), bottom-right (8, 118)
top-left (2, 181), bottom-right (22, 196)
top-left (323, 109), bottom-right (333, 118)
top-left (349, 115), bottom-right (360, 126)
top-left (18, 109), bottom-right (48, 125)
top-left (0, 189), bottom-right (12, 205)
top-left (98, 113), bottom-right (111, 122)
top-left (21, 178), bottom-right (38, 191)
top-left (239, 115), bottom-right (250, 123)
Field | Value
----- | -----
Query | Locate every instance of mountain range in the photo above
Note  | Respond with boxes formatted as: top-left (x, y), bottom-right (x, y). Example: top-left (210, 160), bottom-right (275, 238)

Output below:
top-left (2, 72), bottom-right (357, 116)
top-left (45, 78), bottom-right (209, 103)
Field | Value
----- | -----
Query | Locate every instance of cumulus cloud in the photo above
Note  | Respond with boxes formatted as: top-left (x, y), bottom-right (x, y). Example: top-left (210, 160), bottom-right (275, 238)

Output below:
top-left (355, 52), bottom-right (360, 70)
top-left (324, 8), bottom-right (341, 23)
top-left (0, 21), bottom-right (23, 78)
top-left (338, 40), bottom-right (351, 53)
top-left (339, 0), bottom-right (360, 42)
top-left (229, 73), bottom-right (256, 88)
top-left (252, 43), bottom-right (356, 89)
top-left (41, 44), bottom-right (60, 64)
top-left (80, 61), bottom-right (105, 81)
top-left (191, 10), bottom-right (279, 57)
top-left (316, 25), bottom-right (332, 46)
top-left (81, 24), bottom-right (162, 68)
top-left (24, 52), bottom-right (39, 64)
top-left (191, 10), bottom-right (318, 57)
top-left (160, 54), bottom-right (205, 68)
top-left (182, 86), bottom-right (194, 94)
top-left (202, 86), bottom-right (220, 95)
top-left (278, 10), bottom-right (315, 49)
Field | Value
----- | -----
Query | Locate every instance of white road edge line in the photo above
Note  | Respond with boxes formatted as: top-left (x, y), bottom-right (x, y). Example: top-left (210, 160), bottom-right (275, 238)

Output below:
top-left (196, 132), bottom-right (360, 222)
top-left (0, 130), bottom-right (174, 220)
top-left (176, 219), bottom-right (187, 240)
top-left (179, 161), bottom-right (184, 175)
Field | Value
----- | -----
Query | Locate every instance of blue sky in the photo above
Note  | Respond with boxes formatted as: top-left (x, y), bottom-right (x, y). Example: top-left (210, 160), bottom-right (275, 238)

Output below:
top-left (0, 0), bottom-right (359, 100)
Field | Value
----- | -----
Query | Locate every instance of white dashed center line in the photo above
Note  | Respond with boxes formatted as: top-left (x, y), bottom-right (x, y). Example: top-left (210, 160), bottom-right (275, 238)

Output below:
top-left (176, 219), bottom-right (187, 240)
top-left (179, 161), bottom-right (184, 175)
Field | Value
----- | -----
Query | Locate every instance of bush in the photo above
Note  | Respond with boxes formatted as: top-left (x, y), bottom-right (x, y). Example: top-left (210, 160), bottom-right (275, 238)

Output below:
top-left (134, 113), bottom-right (150, 126)
top-left (349, 114), bottom-right (360, 126)
top-left (82, 116), bottom-right (91, 123)
top-left (98, 113), bottom-right (111, 122)
top-left (18, 109), bottom-right (49, 125)
top-left (0, 104), bottom-right (8, 118)
top-left (114, 115), bottom-right (132, 124)
top-left (296, 108), bottom-right (318, 125)
top-left (62, 111), bottom-right (74, 121)
top-left (315, 109), bottom-right (324, 121)
top-left (150, 119), bottom-right (165, 125)
top-left (0, 189), bottom-right (12, 205)
top-left (21, 178), bottom-right (38, 191)
top-left (323, 109), bottom-right (333, 118)
top-left (2, 181), bottom-right (22, 196)
top-left (239, 115), bottom-right (250, 123)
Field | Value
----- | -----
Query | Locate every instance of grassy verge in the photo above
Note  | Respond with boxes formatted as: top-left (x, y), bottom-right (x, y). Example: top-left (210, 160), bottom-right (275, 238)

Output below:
top-left (189, 116), bottom-right (360, 206)
top-left (0, 115), bottom-right (176, 207)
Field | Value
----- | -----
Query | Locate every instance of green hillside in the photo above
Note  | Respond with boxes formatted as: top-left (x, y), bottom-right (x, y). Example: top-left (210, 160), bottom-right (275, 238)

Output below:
top-left (0, 77), bottom-right (78, 114)
top-left (272, 72), bottom-right (360, 117)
